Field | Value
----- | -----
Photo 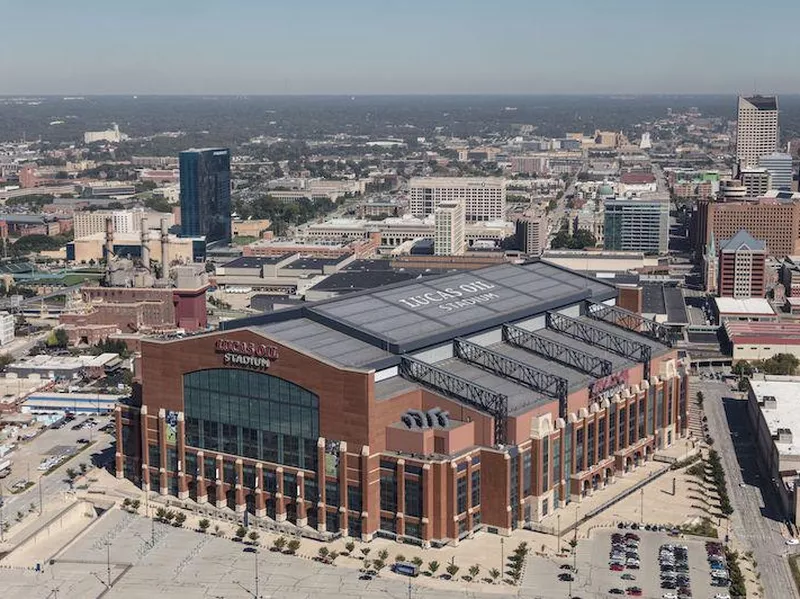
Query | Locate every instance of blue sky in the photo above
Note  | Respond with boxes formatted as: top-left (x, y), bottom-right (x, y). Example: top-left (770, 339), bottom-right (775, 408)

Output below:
top-left (2, 0), bottom-right (799, 94)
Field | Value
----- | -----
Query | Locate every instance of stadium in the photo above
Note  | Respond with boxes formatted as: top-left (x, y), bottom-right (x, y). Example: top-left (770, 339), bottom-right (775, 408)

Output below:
top-left (115, 260), bottom-right (688, 546)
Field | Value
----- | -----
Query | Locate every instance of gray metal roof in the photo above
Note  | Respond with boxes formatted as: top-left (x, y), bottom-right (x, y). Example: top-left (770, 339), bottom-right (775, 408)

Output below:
top-left (486, 341), bottom-right (593, 393)
top-left (577, 316), bottom-right (671, 357)
top-left (531, 327), bottom-right (635, 373)
top-left (307, 261), bottom-right (615, 353)
top-left (250, 319), bottom-right (393, 369)
top-left (434, 357), bottom-right (550, 416)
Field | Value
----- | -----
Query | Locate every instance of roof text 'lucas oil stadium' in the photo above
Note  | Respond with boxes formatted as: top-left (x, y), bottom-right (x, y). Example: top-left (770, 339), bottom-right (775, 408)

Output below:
top-left (396, 280), bottom-right (499, 312)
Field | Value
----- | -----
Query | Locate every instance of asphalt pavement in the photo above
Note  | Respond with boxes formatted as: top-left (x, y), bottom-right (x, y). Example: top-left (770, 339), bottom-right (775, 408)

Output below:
top-left (696, 377), bottom-right (799, 599)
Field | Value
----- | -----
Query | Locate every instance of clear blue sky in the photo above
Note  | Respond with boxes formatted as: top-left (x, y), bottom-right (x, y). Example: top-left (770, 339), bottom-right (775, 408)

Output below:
top-left (2, 0), bottom-right (799, 95)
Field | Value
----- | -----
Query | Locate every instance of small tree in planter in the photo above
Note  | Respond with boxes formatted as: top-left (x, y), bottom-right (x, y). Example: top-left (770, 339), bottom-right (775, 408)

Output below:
top-left (273, 536), bottom-right (287, 552)
top-left (286, 539), bottom-right (301, 555)
top-left (394, 554), bottom-right (405, 563)
top-left (248, 531), bottom-right (260, 546)
top-left (411, 556), bottom-right (423, 568)
top-left (198, 519), bottom-right (210, 533)
top-left (345, 541), bottom-right (355, 555)
top-left (446, 563), bottom-right (460, 579)
top-left (428, 561), bottom-right (440, 576)
top-left (468, 565), bottom-right (480, 580)
top-left (213, 524), bottom-right (221, 536)
top-left (328, 550), bottom-right (339, 563)
top-left (173, 512), bottom-right (186, 528)
top-left (489, 568), bottom-right (500, 583)
top-left (318, 547), bottom-right (330, 561)
top-left (131, 500), bottom-right (141, 512)
top-left (377, 549), bottom-right (389, 561)
top-left (122, 498), bottom-right (131, 511)
top-left (360, 547), bottom-right (371, 559)
top-left (155, 507), bottom-right (167, 522)
top-left (235, 525), bottom-right (247, 541)
top-left (373, 559), bottom-right (385, 575)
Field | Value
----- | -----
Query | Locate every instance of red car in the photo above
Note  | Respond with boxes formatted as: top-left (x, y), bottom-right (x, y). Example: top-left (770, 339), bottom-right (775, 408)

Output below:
top-left (610, 564), bottom-right (624, 571)
top-left (626, 587), bottom-right (642, 596)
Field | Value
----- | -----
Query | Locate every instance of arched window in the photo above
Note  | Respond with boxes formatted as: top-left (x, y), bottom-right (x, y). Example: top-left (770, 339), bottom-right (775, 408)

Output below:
top-left (183, 369), bottom-right (319, 470)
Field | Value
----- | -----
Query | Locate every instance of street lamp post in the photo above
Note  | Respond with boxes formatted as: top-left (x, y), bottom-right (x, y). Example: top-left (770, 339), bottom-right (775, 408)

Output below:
top-left (557, 514), bottom-right (561, 553)
top-left (640, 488), bottom-right (644, 525)
top-left (500, 537), bottom-right (504, 579)
top-left (105, 540), bottom-right (111, 589)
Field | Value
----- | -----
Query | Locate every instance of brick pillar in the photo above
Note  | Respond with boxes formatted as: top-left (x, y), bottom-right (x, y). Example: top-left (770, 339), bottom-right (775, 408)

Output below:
top-left (317, 438), bottom-right (326, 532)
top-left (140, 405), bottom-right (150, 491)
top-left (114, 406), bottom-right (124, 479)
top-left (255, 463), bottom-right (265, 517)
top-left (177, 413), bottom-right (188, 500)
top-left (421, 463), bottom-right (432, 548)
top-left (296, 471), bottom-right (307, 527)
top-left (215, 455), bottom-right (225, 509)
top-left (275, 466), bottom-right (286, 522)
top-left (338, 442), bottom-right (348, 535)
top-left (196, 450), bottom-right (207, 504)
top-left (157, 409), bottom-right (167, 495)
top-left (449, 462), bottom-right (458, 544)
top-left (235, 459), bottom-right (245, 513)
top-left (396, 459), bottom-right (406, 538)
top-left (466, 459), bottom-right (474, 535)
top-left (360, 445), bottom-right (371, 541)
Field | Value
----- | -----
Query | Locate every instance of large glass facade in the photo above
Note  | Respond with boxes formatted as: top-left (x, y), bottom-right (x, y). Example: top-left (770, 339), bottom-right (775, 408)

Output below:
top-left (184, 369), bottom-right (319, 470)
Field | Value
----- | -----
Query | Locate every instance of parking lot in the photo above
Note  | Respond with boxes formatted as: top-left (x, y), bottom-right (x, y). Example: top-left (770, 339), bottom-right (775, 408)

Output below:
top-left (582, 529), bottom-right (720, 599)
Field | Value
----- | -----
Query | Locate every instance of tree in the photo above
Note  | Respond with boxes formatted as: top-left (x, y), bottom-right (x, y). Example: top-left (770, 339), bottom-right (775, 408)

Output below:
top-left (345, 541), bottom-right (355, 554)
top-left (47, 328), bottom-right (69, 348)
top-left (122, 498), bottom-right (131, 509)
top-left (286, 539), bottom-right (300, 554)
top-left (428, 560), bottom-right (440, 575)
top-left (377, 549), bottom-right (389, 561)
top-left (446, 563), bottom-right (460, 578)
top-left (131, 499), bottom-right (140, 512)
top-left (373, 559), bottom-right (385, 574)
top-left (248, 531), bottom-right (260, 545)
top-left (0, 353), bottom-right (13, 371)
top-left (360, 547), bottom-right (371, 558)
top-left (273, 536), bottom-right (287, 552)
top-left (489, 568), bottom-right (500, 582)
top-left (411, 556), bottom-right (423, 568)
top-left (155, 507), bottom-right (166, 522)
top-left (732, 361), bottom-right (753, 377)
top-left (174, 512), bottom-right (186, 527)
top-left (468, 564), bottom-right (480, 580)
top-left (198, 519), bottom-right (210, 533)
top-left (394, 554), bottom-right (405, 563)
top-left (79, 463), bottom-right (88, 474)
top-left (65, 467), bottom-right (77, 481)
top-left (235, 525), bottom-right (247, 540)
top-left (318, 547), bottom-right (330, 560)
top-left (758, 353), bottom-right (800, 375)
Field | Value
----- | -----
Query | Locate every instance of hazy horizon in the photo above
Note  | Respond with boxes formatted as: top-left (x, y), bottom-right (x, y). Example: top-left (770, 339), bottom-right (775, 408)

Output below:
top-left (2, 0), bottom-right (799, 96)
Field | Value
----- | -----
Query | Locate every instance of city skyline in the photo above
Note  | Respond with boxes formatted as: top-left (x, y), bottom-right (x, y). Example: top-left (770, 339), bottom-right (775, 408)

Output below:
top-left (2, 0), bottom-right (799, 95)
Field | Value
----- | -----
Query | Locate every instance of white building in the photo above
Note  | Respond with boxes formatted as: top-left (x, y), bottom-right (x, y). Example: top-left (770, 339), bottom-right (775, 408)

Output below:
top-left (736, 96), bottom-right (779, 169)
top-left (408, 177), bottom-right (506, 222)
top-left (83, 124), bottom-right (126, 144)
top-left (73, 209), bottom-right (174, 239)
top-left (0, 312), bottom-right (14, 346)
top-left (434, 200), bottom-right (465, 256)
top-left (759, 152), bottom-right (793, 191)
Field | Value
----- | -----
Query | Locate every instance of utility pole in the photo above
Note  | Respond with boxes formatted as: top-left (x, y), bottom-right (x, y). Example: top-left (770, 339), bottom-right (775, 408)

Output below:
top-left (500, 537), bottom-right (504, 578)
top-left (557, 513), bottom-right (561, 553)
top-left (39, 476), bottom-right (43, 515)
top-left (105, 540), bottom-right (111, 589)
top-left (254, 548), bottom-right (259, 599)
top-left (640, 488), bottom-right (644, 525)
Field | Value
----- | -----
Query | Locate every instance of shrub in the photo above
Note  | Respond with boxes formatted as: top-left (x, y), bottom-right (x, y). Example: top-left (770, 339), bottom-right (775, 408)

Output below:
top-left (411, 556), bottom-right (423, 567)
top-left (273, 536), bottom-right (287, 552)
top-left (428, 560), bottom-right (440, 575)
top-left (395, 554), bottom-right (405, 563)
top-left (286, 539), bottom-right (300, 554)
top-left (345, 541), bottom-right (355, 554)
top-left (248, 531), bottom-right (260, 545)
top-left (318, 547), bottom-right (330, 559)
top-left (489, 568), bottom-right (500, 582)
top-left (377, 549), bottom-right (389, 561)
top-left (468, 564), bottom-right (480, 579)
top-left (173, 512), bottom-right (186, 527)
top-left (198, 519), bottom-right (210, 533)
top-left (446, 564), bottom-right (460, 578)
top-left (360, 547), bottom-right (371, 558)
top-left (235, 525), bottom-right (247, 539)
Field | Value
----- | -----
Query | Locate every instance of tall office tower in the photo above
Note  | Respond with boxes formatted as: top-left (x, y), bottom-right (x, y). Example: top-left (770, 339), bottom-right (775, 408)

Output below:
top-left (759, 152), bottom-right (793, 190)
top-left (409, 177), bottom-right (506, 222)
top-left (717, 230), bottom-right (767, 298)
top-left (179, 148), bottom-right (232, 245)
top-left (434, 199), bottom-right (466, 256)
top-left (736, 95), bottom-right (778, 169)
top-left (603, 198), bottom-right (669, 254)
top-left (739, 169), bottom-right (771, 197)
top-left (515, 215), bottom-right (548, 256)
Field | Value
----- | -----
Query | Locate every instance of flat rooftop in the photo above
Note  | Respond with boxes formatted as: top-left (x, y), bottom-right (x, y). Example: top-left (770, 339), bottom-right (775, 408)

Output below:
top-left (714, 297), bottom-right (775, 316)
top-left (725, 321), bottom-right (800, 344)
top-left (222, 256), bottom-right (287, 269)
top-left (750, 377), bottom-right (800, 456)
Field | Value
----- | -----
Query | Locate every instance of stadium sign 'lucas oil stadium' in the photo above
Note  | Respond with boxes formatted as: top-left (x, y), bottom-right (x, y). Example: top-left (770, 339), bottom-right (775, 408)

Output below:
top-left (396, 280), bottom-right (499, 312)
top-left (215, 338), bottom-right (279, 370)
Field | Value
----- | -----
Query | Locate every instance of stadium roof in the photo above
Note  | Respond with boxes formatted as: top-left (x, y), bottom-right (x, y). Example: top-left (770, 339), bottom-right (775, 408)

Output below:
top-left (226, 261), bottom-right (617, 357)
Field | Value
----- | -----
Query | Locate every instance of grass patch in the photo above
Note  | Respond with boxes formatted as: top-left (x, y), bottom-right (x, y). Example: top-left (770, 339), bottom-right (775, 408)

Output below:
top-left (681, 516), bottom-right (718, 538)
top-left (232, 236), bottom-right (258, 246)
top-left (670, 453), bottom-right (702, 471)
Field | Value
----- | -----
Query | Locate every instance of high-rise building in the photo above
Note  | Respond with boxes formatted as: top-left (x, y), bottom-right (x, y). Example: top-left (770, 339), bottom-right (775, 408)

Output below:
top-left (515, 215), bottom-right (548, 256)
top-left (759, 152), bottom-right (793, 190)
top-left (434, 200), bottom-right (465, 256)
top-left (179, 148), bottom-right (232, 245)
top-left (739, 168), bottom-right (771, 197)
top-left (74, 210), bottom-right (138, 239)
top-left (603, 198), bottom-right (669, 254)
top-left (717, 230), bottom-right (767, 298)
top-left (694, 198), bottom-right (800, 258)
top-left (736, 95), bottom-right (779, 169)
top-left (408, 177), bottom-right (506, 222)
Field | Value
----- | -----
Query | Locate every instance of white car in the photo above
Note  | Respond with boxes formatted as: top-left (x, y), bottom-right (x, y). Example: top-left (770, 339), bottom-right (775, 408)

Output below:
top-left (715, 594), bottom-right (731, 599)
top-left (662, 593), bottom-right (678, 599)
top-left (786, 538), bottom-right (800, 546)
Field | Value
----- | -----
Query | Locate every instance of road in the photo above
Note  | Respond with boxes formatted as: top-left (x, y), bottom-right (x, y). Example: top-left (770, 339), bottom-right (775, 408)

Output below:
top-left (696, 378), bottom-right (799, 599)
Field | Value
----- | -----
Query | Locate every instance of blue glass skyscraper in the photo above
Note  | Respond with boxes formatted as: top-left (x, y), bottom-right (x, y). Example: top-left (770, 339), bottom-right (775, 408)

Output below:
top-left (179, 148), bottom-right (231, 245)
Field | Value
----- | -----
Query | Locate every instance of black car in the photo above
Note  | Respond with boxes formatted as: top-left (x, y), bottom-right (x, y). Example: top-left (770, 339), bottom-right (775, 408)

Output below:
top-left (558, 573), bottom-right (574, 582)
top-left (609, 589), bottom-right (624, 595)
top-left (560, 564), bottom-right (574, 570)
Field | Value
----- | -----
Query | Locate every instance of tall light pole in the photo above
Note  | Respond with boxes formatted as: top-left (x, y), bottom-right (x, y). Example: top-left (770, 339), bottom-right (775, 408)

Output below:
top-left (500, 537), bottom-right (504, 579)
top-left (557, 513), bottom-right (561, 553)
top-left (39, 475), bottom-right (43, 515)
top-left (106, 540), bottom-right (111, 589)
top-left (640, 488), bottom-right (644, 525)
